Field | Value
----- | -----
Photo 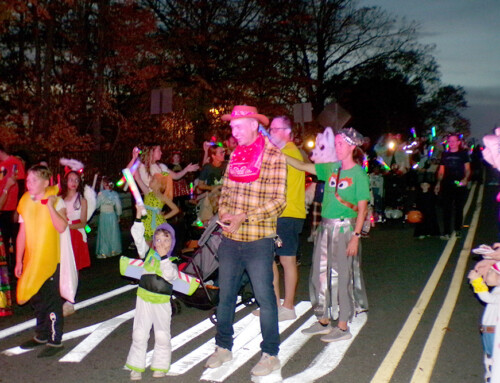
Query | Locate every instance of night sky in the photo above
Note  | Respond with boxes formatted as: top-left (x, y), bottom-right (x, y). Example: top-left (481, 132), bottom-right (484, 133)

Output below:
top-left (364, 0), bottom-right (500, 139)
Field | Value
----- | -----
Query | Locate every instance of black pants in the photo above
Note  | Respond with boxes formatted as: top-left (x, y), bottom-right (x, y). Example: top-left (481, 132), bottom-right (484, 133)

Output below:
top-left (0, 211), bottom-right (17, 275)
top-left (441, 183), bottom-right (468, 235)
top-left (31, 265), bottom-right (64, 345)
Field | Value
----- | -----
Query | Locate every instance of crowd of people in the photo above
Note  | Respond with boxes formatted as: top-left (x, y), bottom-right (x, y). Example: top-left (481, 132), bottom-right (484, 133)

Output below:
top-left (1, 110), bottom-right (498, 380)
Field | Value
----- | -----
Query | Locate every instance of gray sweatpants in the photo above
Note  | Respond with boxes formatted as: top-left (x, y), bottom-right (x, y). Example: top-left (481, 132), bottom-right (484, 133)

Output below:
top-left (309, 218), bottom-right (368, 323)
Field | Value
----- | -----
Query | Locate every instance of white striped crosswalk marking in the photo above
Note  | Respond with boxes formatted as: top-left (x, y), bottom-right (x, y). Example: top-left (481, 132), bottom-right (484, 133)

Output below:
top-left (2, 294), bottom-right (366, 382)
top-left (60, 310), bottom-right (136, 362)
top-left (283, 312), bottom-right (367, 383)
top-left (201, 301), bottom-right (311, 382)
top-left (2, 316), bottom-right (131, 357)
top-left (145, 298), bottom-right (245, 367)
top-left (0, 284), bottom-right (137, 342)
top-left (168, 305), bottom-right (257, 375)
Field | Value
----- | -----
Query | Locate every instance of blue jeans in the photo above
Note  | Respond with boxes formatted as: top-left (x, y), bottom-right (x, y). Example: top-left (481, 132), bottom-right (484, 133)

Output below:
top-left (215, 236), bottom-right (279, 356)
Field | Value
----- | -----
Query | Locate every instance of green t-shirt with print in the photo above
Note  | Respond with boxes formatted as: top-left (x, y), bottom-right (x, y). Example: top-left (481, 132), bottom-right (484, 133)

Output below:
top-left (315, 162), bottom-right (370, 219)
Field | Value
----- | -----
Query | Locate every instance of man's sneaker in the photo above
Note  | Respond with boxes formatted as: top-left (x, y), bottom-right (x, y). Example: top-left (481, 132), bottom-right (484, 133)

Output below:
top-left (37, 343), bottom-right (64, 358)
top-left (205, 346), bottom-right (232, 368)
top-left (440, 234), bottom-right (450, 240)
top-left (20, 337), bottom-right (47, 349)
top-left (152, 370), bottom-right (166, 378)
top-left (251, 353), bottom-right (281, 376)
top-left (278, 306), bottom-right (296, 322)
top-left (320, 327), bottom-right (352, 342)
top-left (130, 370), bottom-right (142, 380)
top-left (301, 321), bottom-right (332, 335)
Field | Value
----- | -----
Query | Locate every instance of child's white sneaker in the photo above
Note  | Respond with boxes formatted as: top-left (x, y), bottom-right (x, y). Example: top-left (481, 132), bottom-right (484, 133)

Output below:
top-left (130, 370), bottom-right (142, 380)
top-left (152, 370), bottom-right (166, 378)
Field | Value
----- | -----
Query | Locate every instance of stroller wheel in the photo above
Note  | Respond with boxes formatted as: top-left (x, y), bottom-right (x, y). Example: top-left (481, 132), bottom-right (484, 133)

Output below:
top-left (241, 292), bottom-right (255, 307)
top-left (209, 309), bottom-right (217, 324)
top-left (171, 298), bottom-right (182, 316)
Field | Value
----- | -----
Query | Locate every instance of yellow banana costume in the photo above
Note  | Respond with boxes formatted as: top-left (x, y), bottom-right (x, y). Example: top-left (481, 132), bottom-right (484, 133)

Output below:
top-left (16, 186), bottom-right (61, 305)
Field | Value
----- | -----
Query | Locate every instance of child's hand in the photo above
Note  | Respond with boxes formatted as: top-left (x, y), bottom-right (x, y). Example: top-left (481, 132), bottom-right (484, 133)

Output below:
top-left (47, 195), bottom-right (57, 207)
top-left (132, 147), bottom-right (141, 160)
top-left (4, 176), bottom-right (16, 189)
top-left (475, 259), bottom-right (497, 277)
top-left (135, 204), bottom-right (143, 219)
top-left (185, 163), bottom-right (200, 172)
top-left (468, 269), bottom-right (480, 281)
top-left (15, 262), bottom-right (23, 278)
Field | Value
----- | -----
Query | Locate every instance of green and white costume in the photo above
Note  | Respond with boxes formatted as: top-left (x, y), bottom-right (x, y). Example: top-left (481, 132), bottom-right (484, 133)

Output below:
top-left (126, 221), bottom-right (178, 374)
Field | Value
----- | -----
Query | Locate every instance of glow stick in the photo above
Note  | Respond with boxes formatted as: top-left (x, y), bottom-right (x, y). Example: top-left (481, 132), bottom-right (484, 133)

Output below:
top-left (428, 145), bottom-right (434, 158)
top-left (376, 156), bottom-right (391, 171)
top-left (117, 158), bottom-right (141, 188)
top-left (431, 126), bottom-right (436, 138)
top-left (410, 128), bottom-right (416, 139)
top-left (122, 168), bottom-right (146, 216)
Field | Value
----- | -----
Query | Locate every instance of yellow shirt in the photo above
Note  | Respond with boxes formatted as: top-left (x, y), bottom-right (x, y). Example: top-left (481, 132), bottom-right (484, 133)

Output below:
top-left (281, 142), bottom-right (306, 219)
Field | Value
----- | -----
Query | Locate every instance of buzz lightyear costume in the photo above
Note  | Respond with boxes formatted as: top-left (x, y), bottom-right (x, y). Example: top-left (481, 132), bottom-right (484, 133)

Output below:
top-left (125, 221), bottom-right (178, 374)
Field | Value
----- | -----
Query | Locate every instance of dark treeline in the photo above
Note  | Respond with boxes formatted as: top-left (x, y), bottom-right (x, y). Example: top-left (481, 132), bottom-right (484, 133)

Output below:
top-left (0, 0), bottom-right (469, 155)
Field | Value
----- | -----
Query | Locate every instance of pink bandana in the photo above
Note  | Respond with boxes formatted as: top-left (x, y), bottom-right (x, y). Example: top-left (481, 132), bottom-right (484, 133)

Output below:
top-left (228, 134), bottom-right (265, 183)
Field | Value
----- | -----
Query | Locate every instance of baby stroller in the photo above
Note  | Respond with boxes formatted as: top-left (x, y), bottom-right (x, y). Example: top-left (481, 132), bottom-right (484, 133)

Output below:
top-left (176, 215), bottom-right (255, 323)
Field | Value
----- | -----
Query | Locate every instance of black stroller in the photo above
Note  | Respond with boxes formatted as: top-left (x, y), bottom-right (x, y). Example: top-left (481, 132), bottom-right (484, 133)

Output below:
top-left (175, 215), bottom-right (254, 323)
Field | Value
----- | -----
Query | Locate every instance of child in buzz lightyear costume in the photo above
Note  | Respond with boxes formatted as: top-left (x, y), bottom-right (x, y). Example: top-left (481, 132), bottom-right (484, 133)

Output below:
top-left (125, 206), bottom-right (179, 380)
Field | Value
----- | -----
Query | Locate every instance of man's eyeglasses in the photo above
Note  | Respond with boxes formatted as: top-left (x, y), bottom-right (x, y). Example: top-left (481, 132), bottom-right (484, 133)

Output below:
top-left (269, 127), bottom-right (288, 132)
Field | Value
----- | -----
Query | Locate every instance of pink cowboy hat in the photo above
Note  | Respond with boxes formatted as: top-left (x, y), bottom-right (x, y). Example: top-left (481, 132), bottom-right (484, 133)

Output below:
top-left (221, 105), bottom-right (269, 127)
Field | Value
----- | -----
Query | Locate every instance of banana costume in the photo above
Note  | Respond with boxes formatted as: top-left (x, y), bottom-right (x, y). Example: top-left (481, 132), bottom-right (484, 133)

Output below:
top-left (16, 186), bottom-right (61, 305)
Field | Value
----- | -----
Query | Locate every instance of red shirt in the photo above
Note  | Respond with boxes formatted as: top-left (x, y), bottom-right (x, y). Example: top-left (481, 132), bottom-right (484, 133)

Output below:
top-left (0, 156), bottom-right (26, 211)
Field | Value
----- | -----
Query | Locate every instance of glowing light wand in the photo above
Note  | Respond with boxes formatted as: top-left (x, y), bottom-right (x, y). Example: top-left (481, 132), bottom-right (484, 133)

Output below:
top-left (122, 168), bottom-right (147, 216)
top-left (117, 158), bottom-right (141, 188)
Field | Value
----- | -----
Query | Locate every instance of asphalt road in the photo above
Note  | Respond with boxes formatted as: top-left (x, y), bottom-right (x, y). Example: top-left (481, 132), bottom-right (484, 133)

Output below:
top-left (1, 182), bottom-right (496, 383)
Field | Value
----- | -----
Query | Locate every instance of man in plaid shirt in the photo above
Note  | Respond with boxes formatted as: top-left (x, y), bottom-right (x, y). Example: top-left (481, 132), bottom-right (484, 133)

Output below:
top-left (204, 105), bottom-right (287, 376)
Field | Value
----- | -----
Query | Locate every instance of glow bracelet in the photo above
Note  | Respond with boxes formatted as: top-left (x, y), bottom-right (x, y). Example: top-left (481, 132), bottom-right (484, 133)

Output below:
top-left (122, 168), bottom-right (147, 216)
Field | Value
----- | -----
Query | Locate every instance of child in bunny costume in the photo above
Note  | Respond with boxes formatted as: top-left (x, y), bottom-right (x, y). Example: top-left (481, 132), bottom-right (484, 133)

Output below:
top-left (469, 260), bottom-right (500, 383)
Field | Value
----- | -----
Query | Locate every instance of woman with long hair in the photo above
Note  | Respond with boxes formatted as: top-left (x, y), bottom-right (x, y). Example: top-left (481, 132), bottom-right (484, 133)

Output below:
top-left (136, 144), bottom-right (199, 196)
top-left (60, 170), bottom-right (90, 316)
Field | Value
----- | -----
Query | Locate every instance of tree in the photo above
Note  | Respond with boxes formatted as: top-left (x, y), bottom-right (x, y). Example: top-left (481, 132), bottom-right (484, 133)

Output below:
top-left (260, 1), bottom-right (436, 119)
top-left (421, 85), bottom-right (470, 136)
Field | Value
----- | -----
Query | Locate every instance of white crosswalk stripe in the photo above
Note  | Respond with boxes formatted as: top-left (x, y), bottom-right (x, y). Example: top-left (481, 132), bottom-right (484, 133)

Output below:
top-left (2, 291), bottom-right (366, 382)
top-left (284, 312), bottom-right (367, 383)
top-left (201, 301), bottom-right (312, 382)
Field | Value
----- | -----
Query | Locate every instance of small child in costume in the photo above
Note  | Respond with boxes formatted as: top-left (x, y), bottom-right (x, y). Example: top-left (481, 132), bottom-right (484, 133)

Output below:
top-left (96, 177), bottom-right (122, 258)
top-left (468, 261), bottom-right (500, 383)
top-left (16, 165), bottom-right (68, 357)
top-left (125, 205), bottom-right (179, 380)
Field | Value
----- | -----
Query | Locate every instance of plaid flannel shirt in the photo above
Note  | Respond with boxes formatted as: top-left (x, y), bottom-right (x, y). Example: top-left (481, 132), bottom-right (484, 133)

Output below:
top-left (219, 137), bottom-right (287, 242)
